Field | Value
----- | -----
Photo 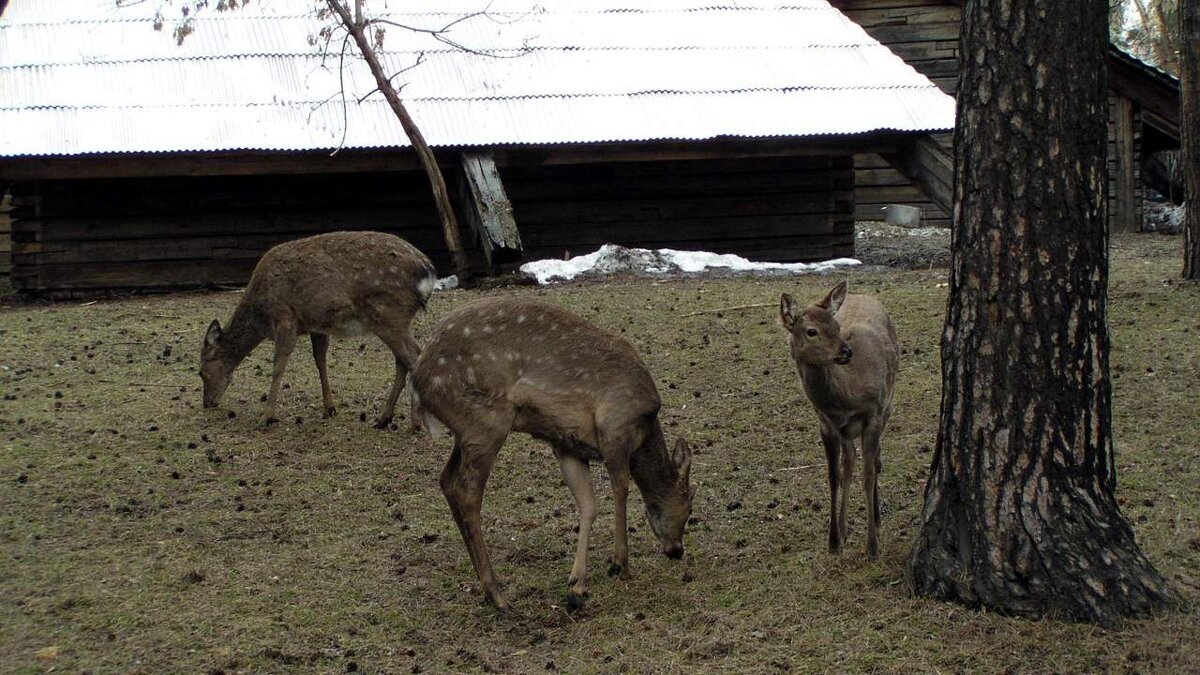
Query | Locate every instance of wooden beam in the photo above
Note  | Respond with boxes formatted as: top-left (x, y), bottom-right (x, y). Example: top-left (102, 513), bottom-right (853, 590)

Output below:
top-left (459, 152), bottom-right (522, 271)
top-left (0, 135), bottom-right (917, 182)
top-left (881, 135), bottom-right (954, 216)
top-left (1111, 96), bottom-right (1140, 233)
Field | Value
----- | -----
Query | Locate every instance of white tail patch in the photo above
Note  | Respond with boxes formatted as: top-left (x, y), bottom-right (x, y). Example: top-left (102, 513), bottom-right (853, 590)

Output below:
top-left (417, 267), bottom-right (437, 304)
top-left (410, 387), bottom-right (450, 437)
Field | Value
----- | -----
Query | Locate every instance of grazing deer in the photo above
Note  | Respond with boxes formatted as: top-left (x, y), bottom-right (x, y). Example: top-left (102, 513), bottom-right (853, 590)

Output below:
top-left (200, 231), bottom-right (436, 427)
top-left (411, 297), bottom-right (694, 611)
top-left (779, 281), bottom-right (898, 558)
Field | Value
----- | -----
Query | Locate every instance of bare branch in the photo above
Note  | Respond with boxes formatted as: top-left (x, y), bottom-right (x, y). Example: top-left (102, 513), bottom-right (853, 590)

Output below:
top-left (331, 34), bottom-right (351, 156)
top-left (356, 52), bottom-right (425, 104)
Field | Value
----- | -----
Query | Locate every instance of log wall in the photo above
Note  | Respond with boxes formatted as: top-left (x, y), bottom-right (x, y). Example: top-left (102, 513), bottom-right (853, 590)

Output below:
top-left (8, 154), bottom-right (855, 293)
top-left (505, 155), bottom-right (856, 264)
top-left (829, 0), bottom-right (1144, 231)
top-left (0, 192), bottom-right (11, 278)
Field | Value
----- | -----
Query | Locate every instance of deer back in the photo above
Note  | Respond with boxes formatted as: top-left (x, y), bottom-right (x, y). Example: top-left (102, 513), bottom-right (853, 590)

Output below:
top-left (245, 231), bottom-right (435, 335)
top-left (412, 297), bottom-right (661, 446)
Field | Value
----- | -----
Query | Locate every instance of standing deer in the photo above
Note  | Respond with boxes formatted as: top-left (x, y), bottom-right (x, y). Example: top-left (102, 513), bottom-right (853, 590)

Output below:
top-left (200, 231), bottom-right (436, 427)
top-left (779, 281), bottom-right (898, 558)
top-left (411, 297), bottom-right (694, 611)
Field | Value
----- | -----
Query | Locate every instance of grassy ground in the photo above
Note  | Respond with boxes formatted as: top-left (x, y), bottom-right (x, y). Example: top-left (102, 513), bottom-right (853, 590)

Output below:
top-left (1, 234), bottom-right (1197, 674)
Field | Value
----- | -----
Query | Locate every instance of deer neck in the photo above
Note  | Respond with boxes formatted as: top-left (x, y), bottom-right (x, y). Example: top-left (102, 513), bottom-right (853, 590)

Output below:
top-left (799, 362), bottom-right (854, 410)
top-left (221, 300), bottom-right (268, 364)
top-left (629, 422), bottom-right (677, 501)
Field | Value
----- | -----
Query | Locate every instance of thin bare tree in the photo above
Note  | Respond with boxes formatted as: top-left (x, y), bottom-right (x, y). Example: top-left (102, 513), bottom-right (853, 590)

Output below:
top-left (127, 0), bottom-right (478, 281)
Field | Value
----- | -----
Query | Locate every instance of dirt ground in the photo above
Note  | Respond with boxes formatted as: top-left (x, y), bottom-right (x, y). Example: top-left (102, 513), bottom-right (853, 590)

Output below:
top-left (1, 231), bottom-right (1197, 673)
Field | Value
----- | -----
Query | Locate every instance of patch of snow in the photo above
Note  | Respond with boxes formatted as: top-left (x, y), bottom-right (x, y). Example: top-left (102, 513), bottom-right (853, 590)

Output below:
top-left (519, 244), bottom-right (861, 284)
top-left (1143, 202), bottom-right (1184, 234)
top-left (434, 275), bottom-right (459, 290)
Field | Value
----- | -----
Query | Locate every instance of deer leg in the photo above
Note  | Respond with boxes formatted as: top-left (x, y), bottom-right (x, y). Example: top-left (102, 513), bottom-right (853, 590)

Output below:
top-left (310, 333), bottom-right (336, 418)
top-left (554, 450), bottom-right (596, 609)
top-left (440, 428), bottom-right (508, 610)
top-left (597, 421), bottom-right (643, 581)
top-left (264, 322), bottom-right (298, 426)
top-left (819, 424), bottom-right (842, 554)
top-left (375, 331), bottom-right (420, 430)
top-left (839, 438), bottom-right (855, 543)
top-left (862, 423), bottom-right (883, 559)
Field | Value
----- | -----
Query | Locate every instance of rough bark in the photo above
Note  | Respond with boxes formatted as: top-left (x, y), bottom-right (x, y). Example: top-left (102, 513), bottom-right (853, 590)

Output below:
top-left (1183, 0), bottom-right (1200, 278)
top-left (906, 0), bottom-right (1176, 624)
top-left (326, 0), bottom-right (471, 282)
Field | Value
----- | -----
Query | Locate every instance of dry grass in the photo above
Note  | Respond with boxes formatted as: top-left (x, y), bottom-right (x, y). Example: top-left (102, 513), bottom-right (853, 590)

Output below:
top-left (1, 233), bottom-right (1197, 674)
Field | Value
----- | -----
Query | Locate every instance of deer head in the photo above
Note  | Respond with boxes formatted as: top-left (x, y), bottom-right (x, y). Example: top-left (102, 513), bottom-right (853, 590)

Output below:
top-left (199, 319), bottom-right (237, 408)
top-left (643, 437), bottom-right (694, 559)
top-left (780, 281), bottom-right (853, 367)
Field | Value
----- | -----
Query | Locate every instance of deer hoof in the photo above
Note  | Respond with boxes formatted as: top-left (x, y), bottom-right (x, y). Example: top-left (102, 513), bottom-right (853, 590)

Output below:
top-left (373, 416), bottom-right (393, 430)
top-left (263, 416), bottom-right (279, 427)
top-left (323, 406), bottom-right (337, 419)
top-left (565, 592), bottom-right (587, 612)
top-left (607, 562), bottom-right (630, 579)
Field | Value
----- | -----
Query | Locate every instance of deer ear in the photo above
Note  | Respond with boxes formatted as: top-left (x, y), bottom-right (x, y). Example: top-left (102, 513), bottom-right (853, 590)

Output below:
top-left (673, 437), bottom-right (692, 478)
top-left (819, 281), bottom-right (848, 314)
top-left (779, 293), bottom-right (798, 331)
top-left (204, 319), bottom-right (223, 349)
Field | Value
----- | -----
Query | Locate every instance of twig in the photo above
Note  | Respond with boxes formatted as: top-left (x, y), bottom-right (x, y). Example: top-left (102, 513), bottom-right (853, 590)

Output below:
top-left (100, 380), bottom-right (185, 388)
top-left (776, 465), bottom-right (815, 472)
top-left (682, 302), bottom-right (774, 317)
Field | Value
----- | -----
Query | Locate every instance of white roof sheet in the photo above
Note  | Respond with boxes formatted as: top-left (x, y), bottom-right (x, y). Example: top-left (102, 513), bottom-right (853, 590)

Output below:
top-left (0, 0), bottom-right (956, 157)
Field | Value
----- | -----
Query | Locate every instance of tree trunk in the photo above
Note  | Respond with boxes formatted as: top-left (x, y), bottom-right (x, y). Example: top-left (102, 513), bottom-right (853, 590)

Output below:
top-left (906, 0), bottom-right (1176, 625)
top-left (1183, 0), bottom-right (1200, 278)
top-left (327, 0), bottom-right (472, 282)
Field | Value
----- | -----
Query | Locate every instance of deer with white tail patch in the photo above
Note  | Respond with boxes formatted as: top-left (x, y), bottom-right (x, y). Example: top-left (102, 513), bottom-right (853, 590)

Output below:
top-left (411, 296), bottom-right (694, 611)
top-left (780, 281), bottom-right (898, 558)
top-left (200, 231), bottom-right (436, 427)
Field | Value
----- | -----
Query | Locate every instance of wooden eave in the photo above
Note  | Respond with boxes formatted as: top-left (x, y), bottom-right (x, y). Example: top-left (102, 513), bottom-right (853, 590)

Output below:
top-left (0, 133), bottom-right (930, 182)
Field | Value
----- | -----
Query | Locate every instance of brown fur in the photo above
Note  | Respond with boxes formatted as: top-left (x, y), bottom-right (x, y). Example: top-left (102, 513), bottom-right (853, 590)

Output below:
top-left (200, 231), bottom-right (435, 427)
top-left (412, 297), bottom-right (693, 611)
top-left (780, 281), bottom-right (898, 558)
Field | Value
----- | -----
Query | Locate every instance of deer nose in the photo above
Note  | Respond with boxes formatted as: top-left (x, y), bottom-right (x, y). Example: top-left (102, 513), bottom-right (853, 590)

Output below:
top-left (665, 545), bottom-right (684, 560)
top-left (840, 345), bottom-right (853, 360)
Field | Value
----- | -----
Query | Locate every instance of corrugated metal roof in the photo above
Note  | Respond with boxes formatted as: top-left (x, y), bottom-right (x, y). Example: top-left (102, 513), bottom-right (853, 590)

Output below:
top-left (0, 0), bottom-right (956, 157)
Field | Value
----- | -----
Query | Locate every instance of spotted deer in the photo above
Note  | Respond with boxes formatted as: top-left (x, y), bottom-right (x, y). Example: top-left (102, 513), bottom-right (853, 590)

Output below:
top-left (779, 281), bottom-right (898, 558)
top-left (200, 231), bottom-right (436, 427)
top-left (411, 297), bottom-right (694, 611)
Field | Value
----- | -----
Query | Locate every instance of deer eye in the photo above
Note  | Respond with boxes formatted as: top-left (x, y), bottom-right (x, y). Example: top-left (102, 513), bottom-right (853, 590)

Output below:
top-left (805, 328), bottom-right (819, 338)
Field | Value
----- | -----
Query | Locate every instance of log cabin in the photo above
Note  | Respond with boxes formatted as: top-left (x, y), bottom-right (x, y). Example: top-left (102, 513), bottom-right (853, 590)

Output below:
top-left (827, 0), bottom-right (1182, 231)
top-left (0, 0), bottom-right (957, 293)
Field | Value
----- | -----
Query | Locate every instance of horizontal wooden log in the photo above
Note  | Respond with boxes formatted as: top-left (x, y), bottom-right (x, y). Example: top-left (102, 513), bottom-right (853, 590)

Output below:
top-left (521, 213), bottom-right (849, 248)
top-left (829, 0), bottom-right (952, 10)
top-left (864, 22), bottom-right (960, 45)
top-left (15, 172), bottom-right (439, 219)
top-left (514, 192), bottom-right (852, 226)
top-left (504, 170), bottom-right (854, 202)
top-left (524, 234), bottom-right (855, 265)
top-left (843, 6), bottom-right (960, 27)
top-left (12, 207), bottom-right (447, 243)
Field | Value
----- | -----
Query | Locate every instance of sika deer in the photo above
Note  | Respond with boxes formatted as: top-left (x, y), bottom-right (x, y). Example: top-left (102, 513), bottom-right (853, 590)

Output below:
top-left (779, 281), bottom-right (897, 558)
top-left (411, 297), bottom-right (694, 611)
top-left (200, 231), bottom-right (436, 427)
